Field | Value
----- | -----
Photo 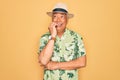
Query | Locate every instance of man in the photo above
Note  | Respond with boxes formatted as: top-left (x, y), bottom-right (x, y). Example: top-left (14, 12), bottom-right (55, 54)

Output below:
top-left (38, 3), bottom-right (86, 80)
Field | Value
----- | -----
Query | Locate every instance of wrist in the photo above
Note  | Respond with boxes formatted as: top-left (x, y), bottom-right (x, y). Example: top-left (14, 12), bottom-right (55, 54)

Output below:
top-left (49, 36), bottom-right (56, 41)
top-left (51, 34), bottom-right (56, 38)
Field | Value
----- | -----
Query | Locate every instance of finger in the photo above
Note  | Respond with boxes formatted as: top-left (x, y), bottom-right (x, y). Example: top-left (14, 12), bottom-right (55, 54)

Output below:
top-left (49, 22), bottom-right (55, 29)
top-left (51, 22), bottom-right (57, 27)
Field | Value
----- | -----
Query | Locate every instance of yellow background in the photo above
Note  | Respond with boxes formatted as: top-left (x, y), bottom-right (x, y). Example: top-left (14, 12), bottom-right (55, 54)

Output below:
top-left (0, 0), bottom-right (119, 80)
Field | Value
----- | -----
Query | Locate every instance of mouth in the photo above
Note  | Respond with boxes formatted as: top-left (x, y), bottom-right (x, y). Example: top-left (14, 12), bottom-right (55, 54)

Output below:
top-left (56, 22), bottom-right (63, 27)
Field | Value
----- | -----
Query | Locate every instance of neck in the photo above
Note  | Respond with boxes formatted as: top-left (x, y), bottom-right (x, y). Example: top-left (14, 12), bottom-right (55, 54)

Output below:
top-left (57, 29), bottom-right (65, 38)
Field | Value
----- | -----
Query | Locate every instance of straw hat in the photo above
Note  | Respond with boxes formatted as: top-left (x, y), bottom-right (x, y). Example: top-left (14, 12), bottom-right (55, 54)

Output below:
top-left (47, 3), bottom-right (74, 18)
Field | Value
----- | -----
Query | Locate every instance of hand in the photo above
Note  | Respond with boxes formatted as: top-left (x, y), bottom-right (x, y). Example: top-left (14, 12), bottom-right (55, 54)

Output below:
top-left (45, 61), bottom-right (59, 70)
top-left (48, 22), bottom-right (57, 37)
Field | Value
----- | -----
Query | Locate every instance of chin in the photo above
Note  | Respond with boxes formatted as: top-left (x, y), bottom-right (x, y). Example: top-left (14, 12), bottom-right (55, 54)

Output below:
top-left (57, 28), bottom-right (65, 33)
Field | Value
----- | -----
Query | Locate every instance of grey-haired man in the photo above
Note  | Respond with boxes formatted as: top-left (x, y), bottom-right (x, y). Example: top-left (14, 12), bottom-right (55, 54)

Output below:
top-left (38, 3), bottom-right (86, 80)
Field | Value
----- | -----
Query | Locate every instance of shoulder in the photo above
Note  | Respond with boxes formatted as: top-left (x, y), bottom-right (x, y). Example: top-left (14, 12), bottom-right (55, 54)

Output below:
top-left (41, 32), bottom-right (50, 38)
top-left (40, 32), bottom-right (51, 41)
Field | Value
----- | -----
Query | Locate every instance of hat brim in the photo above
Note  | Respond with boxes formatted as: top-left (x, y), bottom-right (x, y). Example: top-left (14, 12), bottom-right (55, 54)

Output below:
top-left (46, 12), bottom-right (74, 19)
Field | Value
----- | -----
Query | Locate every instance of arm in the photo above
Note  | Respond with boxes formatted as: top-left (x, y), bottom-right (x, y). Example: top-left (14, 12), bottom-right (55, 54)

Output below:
top-left (45, 55), bottom-right (86, 70)
top-left (38, 39), bottom-right (55, 65)
top-left (45, 34), bottom-right (86, 70)
top-left (38, 22), bottom-right (57, 65)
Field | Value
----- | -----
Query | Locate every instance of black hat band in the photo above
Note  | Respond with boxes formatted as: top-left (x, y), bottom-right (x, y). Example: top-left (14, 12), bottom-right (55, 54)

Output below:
top-left (53, 8), bottom-right (68, 13)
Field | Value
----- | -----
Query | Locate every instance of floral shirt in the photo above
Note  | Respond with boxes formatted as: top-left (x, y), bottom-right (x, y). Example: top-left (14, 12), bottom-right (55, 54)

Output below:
top-left (38, 28), bottom-right (86, 80)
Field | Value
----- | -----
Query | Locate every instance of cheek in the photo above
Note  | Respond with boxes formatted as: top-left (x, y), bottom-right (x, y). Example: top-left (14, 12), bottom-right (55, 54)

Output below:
top-left (52, 17), bottom-right (58, 22)
top-left (52, 18), bottom-right (56, 22)
top-left (63, 17), bottom-right (67, 22)
top-left (62, 19), bottom-right (67, 24)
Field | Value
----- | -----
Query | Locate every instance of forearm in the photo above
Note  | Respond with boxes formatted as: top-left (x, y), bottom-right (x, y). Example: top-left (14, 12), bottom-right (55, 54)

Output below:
top-left (58, 56), bottom-right (86, 70)
top-left (39, 39), bottom-right (55, 65)
top-left (58, 60), bottom-right (85, 70)
top-left (45, 56), bottom-right (86, 70)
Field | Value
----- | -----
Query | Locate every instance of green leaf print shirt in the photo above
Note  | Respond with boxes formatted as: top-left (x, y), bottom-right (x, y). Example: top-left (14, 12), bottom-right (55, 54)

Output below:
top-left (38, 28), bottom-right (86, 80)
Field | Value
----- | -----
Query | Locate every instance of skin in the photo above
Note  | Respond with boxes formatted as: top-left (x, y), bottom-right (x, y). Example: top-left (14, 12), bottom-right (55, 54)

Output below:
top-left (49, 12), bottom-right (68, 37)
top-left (38, 12), bottom-right (86, 70)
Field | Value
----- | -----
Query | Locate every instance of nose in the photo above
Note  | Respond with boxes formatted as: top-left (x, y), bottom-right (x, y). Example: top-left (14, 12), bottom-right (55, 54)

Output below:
top-left (56, 17), bottom-right (61, 22)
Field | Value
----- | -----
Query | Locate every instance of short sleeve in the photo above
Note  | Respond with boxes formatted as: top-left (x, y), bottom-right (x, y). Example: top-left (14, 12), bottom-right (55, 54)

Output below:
top-left (76, 34), bottom-right (86, 57)
top-left (38, 35), bottom-right (49, 55)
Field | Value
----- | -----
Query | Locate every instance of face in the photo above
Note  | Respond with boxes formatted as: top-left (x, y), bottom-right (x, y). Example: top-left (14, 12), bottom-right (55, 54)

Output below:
top-left (52, 12), bottom-right (68, 33)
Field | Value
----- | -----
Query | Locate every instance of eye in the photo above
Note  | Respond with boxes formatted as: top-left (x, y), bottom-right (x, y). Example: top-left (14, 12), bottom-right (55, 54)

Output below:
top-left (53, 15), bottom-right (56, 18)
top-left (61, 15), bottom-right (64, 18)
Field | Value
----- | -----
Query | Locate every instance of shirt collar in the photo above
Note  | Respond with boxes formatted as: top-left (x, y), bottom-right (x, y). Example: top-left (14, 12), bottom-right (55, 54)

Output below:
top-left (56, 28), bottom-right (69, 40)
